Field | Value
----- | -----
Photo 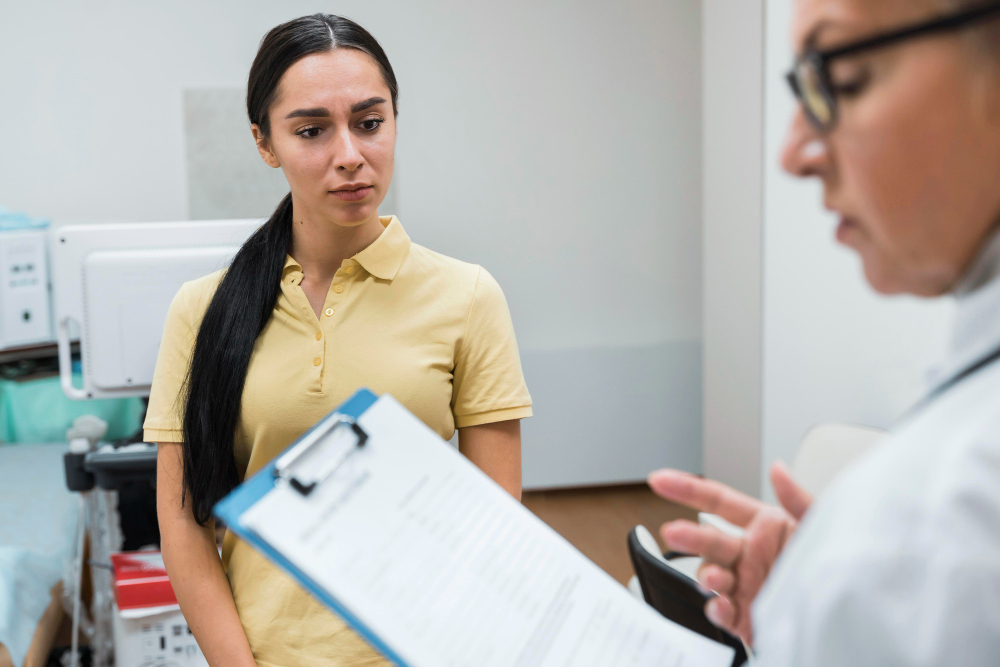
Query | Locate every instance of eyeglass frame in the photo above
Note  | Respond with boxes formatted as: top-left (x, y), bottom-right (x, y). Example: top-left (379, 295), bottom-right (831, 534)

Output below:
top-left (786, 0), bottom-right (1000, 132)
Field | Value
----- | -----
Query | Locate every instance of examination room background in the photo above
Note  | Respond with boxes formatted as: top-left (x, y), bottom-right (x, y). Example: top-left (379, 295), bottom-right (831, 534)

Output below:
top-left (0, 0), bottom-right (953, 493)
top-left (0, 0), bottom-right (704, 488)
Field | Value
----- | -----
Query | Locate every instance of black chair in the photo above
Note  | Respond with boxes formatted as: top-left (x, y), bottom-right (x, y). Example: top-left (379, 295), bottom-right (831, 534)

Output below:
top-left (628, 525), bottom-right (748, 667)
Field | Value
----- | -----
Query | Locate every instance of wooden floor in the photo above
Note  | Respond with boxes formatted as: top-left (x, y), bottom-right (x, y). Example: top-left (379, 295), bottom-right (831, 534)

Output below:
top-left (522, 484), bottom-right (696, 584)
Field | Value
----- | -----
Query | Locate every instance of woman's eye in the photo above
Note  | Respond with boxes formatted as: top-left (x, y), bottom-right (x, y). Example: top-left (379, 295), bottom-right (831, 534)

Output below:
top-left (360, 118), bottom-right (384, 132)
top-left (296, 126), bottom-right (322, 139)
top-left (830, 70), bottom-right (871, 98)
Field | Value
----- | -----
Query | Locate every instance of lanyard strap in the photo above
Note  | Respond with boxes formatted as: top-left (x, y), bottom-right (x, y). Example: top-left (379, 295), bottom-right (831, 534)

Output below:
top-left (904, 343), bottom-right (1000, 421)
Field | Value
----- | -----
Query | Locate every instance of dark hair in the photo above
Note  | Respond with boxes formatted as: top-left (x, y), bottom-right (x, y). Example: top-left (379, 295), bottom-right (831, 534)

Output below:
top-left (943, 0), bottom-right (1000, 56)
top-left (181, 14), bottom-right (399, 525)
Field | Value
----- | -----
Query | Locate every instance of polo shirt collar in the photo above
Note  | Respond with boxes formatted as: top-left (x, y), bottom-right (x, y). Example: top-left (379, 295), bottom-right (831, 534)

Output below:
top-left (281, 216), bottom-right (410, 281)
top-left (355, 216), bottom-right (410, 280)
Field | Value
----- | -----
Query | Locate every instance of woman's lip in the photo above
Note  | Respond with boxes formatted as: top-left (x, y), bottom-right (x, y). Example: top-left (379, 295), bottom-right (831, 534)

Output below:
top-left (329, 185), bottom-right (373, 202)
top-left (836, 216), bottom-right (858, 244)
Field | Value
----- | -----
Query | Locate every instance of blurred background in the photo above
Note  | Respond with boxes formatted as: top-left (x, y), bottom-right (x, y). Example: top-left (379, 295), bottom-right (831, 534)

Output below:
top-left (0, 0), bottom-right (950, 496)
top-left (2, 0), bottom-right (705, 491)
top-left (0, 1), bottom-right (963, 664)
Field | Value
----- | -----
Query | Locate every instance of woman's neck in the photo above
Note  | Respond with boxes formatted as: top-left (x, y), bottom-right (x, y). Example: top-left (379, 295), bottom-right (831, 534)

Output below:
top-left (288, 205), bottom-right (386, 283)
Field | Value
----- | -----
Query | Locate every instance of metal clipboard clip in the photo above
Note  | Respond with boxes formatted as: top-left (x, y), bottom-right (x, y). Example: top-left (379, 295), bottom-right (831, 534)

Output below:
top-left (273, 415), bottom-right (369, 497)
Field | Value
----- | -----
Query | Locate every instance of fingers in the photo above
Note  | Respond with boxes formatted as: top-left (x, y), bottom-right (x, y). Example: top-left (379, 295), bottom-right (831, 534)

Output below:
top-left (707, 595), bottom-right (754, 647)
top-left (648, 469), bottom-right (762, 527)
top-left (698, 563), bottom-right (735, 596)
top-left (740, 505), bottom-right (797, 593)
top-left (660, 520), bottom-right (742, 567)
top-left (705, 595), bottom-right (736, 632)
top-left (770, 461), bottom-right (812, 521)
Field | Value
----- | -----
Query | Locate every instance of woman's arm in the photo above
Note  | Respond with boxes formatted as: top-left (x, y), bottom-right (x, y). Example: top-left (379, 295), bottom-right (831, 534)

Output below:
top-left (157, 442), bottom-right (257, 667)
top-left (458, 419), bottom-right (522, 500)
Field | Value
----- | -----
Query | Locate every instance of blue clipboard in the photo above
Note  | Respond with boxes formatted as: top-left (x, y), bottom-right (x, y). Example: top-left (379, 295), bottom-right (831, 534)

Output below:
top-left (213, 388), bottom-right (409, 667)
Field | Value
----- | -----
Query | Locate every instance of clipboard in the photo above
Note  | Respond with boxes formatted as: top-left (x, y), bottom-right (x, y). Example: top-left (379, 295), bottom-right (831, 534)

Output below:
top-left (214, 389), bottom-right (735, 667)
top-left (214, 389), bottom-right (406, 663)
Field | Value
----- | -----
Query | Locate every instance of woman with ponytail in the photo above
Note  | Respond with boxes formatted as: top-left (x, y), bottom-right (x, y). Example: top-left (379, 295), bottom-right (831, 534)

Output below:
top-left (144, 15), bottom-right (531, 666)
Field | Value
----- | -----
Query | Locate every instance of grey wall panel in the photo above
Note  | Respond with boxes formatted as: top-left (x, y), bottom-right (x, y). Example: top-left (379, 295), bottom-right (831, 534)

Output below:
top-left (184, 88), bottom-right (290, 220)
top-left (183, 87), bottom-right (399, 221)
top-left (520, 341), bottom-right (701, 489)
top-left (5, 2), bottom-right (702, 490)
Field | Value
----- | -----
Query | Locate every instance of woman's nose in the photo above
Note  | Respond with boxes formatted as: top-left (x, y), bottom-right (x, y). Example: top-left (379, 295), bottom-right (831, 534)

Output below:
top-left (333, 129), bottom-right (364, 172)
top-left (781, 107), bottom-right (829, 178)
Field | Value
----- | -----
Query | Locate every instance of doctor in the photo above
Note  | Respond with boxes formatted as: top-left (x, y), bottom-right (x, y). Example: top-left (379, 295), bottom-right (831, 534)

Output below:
top-left (651, 0), bottom-right (1000, 664)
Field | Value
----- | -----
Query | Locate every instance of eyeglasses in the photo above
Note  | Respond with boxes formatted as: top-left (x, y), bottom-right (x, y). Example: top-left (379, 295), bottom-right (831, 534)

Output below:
top-left (786, 1), bottom-right (1000, 132)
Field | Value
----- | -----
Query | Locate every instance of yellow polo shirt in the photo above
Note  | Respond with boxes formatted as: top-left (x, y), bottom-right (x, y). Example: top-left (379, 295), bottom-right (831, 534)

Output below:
top-left (143, 216), bottom-right (531, 667)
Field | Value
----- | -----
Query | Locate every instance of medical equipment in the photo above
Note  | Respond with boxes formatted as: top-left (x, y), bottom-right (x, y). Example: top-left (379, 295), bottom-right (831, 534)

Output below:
top-left (52, 219), bottom-right (259, 666)
top-left (51, 219), bottom-right (259, 400)
top-left (63, 430), bottom-right (162, 667)
top-left (110, 552), bottom-right (208, 667)
top-left (0, 228), bottom-right (53, 350)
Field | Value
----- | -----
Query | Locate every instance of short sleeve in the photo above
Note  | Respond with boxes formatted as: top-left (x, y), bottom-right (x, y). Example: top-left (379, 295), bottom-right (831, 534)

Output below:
top-left (142, 284), bottom-right (197, 443)
top-left (451, 267), bottom-right (532, 428)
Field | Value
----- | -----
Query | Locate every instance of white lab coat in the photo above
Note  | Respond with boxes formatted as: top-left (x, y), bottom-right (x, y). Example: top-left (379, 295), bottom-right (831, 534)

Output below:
top-left (752, 232), bottom-right (1000, 667)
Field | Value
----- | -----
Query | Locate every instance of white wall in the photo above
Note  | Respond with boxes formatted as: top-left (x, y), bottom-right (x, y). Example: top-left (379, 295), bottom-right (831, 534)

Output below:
top-left (702, 0), bottom-right (765, 497)
top-left (759, 0), bottom-right (952, 498)
top-left (0, 1), bottom-right (704, 488)
top-left (701, 0), bottom-right (954, 501)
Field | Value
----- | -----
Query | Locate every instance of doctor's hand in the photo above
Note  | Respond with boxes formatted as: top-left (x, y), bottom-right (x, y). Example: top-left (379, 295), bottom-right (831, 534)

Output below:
top-left (647, 462), bottom-right (811, 647)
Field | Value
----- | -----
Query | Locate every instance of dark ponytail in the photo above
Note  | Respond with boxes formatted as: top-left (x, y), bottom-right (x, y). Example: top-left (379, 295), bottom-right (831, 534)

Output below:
top-left (181, 14), bottom-right (399, 525)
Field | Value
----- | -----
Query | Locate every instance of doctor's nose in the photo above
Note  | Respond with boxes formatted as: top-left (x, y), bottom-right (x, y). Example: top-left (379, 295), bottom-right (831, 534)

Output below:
top-left (781, 107), bottom-right (829, 179)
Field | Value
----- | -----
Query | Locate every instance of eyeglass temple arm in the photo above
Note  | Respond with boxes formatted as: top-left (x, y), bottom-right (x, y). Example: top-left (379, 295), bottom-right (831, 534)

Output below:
top-left (816, 1), bottom-right (1000, 63)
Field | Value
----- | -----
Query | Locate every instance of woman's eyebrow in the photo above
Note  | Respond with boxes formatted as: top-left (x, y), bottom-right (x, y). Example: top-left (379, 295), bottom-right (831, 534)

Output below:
top-left (351, 96), bottom-right (387, 113)
top-left (283, 98), bottom-right (386, 119)
top-left (803, 21), bottom-right (830, 51)
top-left (285, 107), bottom-right (330, 119)
top-left (801, 19), bottom-right (834, 51)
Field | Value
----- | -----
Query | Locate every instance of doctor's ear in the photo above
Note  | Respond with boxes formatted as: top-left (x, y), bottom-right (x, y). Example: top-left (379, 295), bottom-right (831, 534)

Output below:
top-left (251, 124), bottom-right (281, 169)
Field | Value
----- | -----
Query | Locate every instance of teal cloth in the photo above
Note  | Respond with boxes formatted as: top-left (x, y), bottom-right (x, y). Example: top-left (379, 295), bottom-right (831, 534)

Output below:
top-left (0, 205), bottom-right (49, 231)
top-left (0, 373), bottom-right (144, 443)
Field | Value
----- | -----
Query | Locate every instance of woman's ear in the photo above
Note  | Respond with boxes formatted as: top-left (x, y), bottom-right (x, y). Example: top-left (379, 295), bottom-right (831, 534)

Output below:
top-left (251, 124), bottom-right (281, 168)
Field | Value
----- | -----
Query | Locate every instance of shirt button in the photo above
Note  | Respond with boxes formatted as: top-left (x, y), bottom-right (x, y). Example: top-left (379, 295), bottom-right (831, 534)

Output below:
top-left (325, 308), bottom-right (334, 317)
top-left (345, 266), bottom-right (354, 275)
top-left (313, 357), bottom-right (321, 367)
top-left (315, 332), bottom-right (322, 341)
top-left (334, 285), bottom-right (343, 294)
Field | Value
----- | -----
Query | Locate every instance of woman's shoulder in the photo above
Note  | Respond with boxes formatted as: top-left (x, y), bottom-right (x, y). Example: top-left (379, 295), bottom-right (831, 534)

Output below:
top-left (406, 242), bottom-right (479, 277)
top-left (406, 243), bottom-right (508, 291)
top-left (168, 268), bottom-right (227, 322)
top-left (405, 243), bottom-right (512, 304)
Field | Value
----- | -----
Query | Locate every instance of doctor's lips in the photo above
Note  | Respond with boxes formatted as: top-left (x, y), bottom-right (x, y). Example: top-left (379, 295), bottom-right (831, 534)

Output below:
top-left (835, 216), bottom-right (861, 243)
top-left (330, 183), bottom-right (374, 202)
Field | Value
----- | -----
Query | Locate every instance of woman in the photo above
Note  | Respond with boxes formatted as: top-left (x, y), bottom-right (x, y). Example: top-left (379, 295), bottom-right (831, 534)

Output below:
top-left (144, 15), bottom-right (531, 667)
top-left (650, 0), bottom-right (1000, 664)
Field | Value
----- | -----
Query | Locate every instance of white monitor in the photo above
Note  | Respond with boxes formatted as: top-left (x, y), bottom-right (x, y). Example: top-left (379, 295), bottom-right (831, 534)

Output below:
top-left (51, 220), bottom-right (261, 400)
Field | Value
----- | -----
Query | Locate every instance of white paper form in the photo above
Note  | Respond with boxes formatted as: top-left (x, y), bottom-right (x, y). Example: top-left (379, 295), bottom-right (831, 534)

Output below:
top-left (239, 395), bottom-right (734, 667)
